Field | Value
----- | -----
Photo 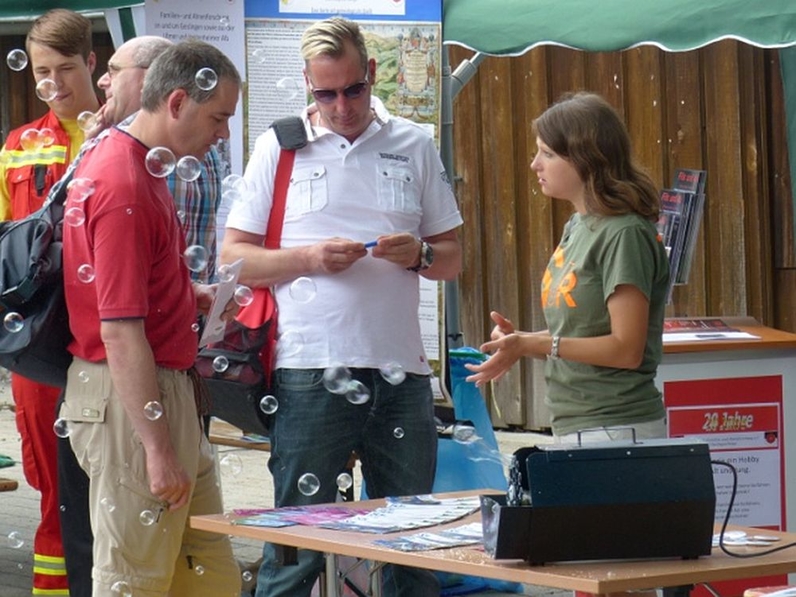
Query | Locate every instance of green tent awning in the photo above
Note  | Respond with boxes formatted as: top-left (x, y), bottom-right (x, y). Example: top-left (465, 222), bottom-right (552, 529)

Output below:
top-left (0, 1), bottom-right (140, 20)
top-left (442, 0), bottom-right (796, 55)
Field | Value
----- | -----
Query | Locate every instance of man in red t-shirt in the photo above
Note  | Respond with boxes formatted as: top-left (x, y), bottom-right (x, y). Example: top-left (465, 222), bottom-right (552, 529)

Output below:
top-left (59, 39), bottom-right (242, 596)
top-left (0, 10), bottom-right (100, 595)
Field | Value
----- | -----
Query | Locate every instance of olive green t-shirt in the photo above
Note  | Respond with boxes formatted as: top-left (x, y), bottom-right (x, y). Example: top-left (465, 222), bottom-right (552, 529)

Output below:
top-left (542, 213), bottom-right (670, 435)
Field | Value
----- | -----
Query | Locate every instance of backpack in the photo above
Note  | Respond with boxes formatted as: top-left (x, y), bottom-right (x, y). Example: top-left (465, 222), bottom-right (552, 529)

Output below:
top-left (0, 172), bottom-right (72, 388)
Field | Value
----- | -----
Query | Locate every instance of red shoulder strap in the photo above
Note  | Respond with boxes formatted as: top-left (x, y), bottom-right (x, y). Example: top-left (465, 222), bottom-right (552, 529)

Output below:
top-left (264, 149), bottom-right (294, 250)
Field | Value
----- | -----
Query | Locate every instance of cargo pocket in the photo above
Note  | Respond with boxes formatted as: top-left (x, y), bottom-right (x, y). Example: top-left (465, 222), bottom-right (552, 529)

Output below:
top-left (285, 165), bottom-right (328, 219)
top-left (59, 363), bottom-right (112, 476)
top-left (376, 164), bottom-right (421, 214)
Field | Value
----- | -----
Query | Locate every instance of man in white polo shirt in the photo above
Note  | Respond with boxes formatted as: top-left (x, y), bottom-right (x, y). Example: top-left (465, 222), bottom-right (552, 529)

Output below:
top-left (222, 15), bottom-right (463, 597)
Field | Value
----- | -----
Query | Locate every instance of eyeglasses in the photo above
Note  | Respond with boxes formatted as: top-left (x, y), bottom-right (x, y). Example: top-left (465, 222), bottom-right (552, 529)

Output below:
top-left (106, 62), bottom-right (145, 79)
top-left (308, 73), bottom-right (369, 104)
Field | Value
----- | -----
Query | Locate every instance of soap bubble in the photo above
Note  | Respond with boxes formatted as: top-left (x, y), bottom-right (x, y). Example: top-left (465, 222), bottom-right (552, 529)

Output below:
top-left (6, 49), bottom-right (28, 71)
top-left (39, 127), bottom-right (55, 147)
top-left (35, 78), bottom-right (58, 102)
top-left (77, 110), bottom-right (97, 131)
top-left (110, 580), bottom-right (132, 596)
top-left (453, 422), bottom-right (478, 444)
top-left (19, 128), bottom-right (41, 152)
top-left (64, 206), bottom-right (86, 227)
top-left (7, 531), bottom-right (24, 549)
top-left (3, 312), bottom-right (23, 333)
top-left (345, 380), bottom-right (370, 405)
top-left (220, 453), bottom-right (243, 476)
top-left (259, 394), bottom-right (278, 415)
top-left (217, 264), bottom-right (234, 283)
top-left (176, 155), bottom-right (202, 182)
top-left (393, 427), bottom-right (405, 439)
top-left (212, 355), bottom-right (229, 373)
top-left (101, 496), bottom-right (116, 513)
top-left (145, 146), bottom-right (176, 178)
top-left (242, 570), bottom-right (253, 582)
top-left (222, 187), bottom-right (242, 204)
top-left (222, 173), bottom-right (246, 193)
top-left (277, 331), bottom-right (304, 358)
top-left (276, 77), bottom-right (300, 101)
top-left (183, 245), bottom-right (208, 273)
top-left (336, 472), bottom-right (353, 491)
top-left (143, 400), bottom-right (164, 421)
top-left (67, 177), bottom-right (95, 202)
top-left (379, 362), bottom-right (406, 385)
top-left (251, 48), bottom-right (268, 64)
top-left (323, 364), bottom-right (351, 394)
top-left (233, 285), bottom-right (254, 307)
top-left (53, 418), bottom-right (70, 438)
top-left (289, 277), bottom-right (316, 304)
top-left (77, 264), bottom-right (95, 283)
top-left (195, 67), bottom-right (218, 91)
top-left (298, 472), bottom-right (320, 496)
top-left (78, 370), bottom-right (90, 383)
top-left (139, 509), bottom-right (157, 526)
top-left (194, 564), bottom-right (205, 576)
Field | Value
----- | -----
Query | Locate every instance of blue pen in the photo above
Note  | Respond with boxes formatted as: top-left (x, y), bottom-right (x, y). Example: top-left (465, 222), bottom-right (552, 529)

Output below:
top-left (364, 240), bottom-right (378, 248)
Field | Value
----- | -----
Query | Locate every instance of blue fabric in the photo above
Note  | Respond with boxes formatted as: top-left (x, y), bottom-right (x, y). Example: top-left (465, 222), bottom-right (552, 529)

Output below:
top-left (256, 367), bottom-right (439, 597)
top-left (436, 348), bottom-right (522, 596)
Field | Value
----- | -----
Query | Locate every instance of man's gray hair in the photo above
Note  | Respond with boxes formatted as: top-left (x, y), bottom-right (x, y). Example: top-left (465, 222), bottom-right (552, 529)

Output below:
top-left (130, 35), bottom-right (173, 69)
top-left (140, 38), bottom-right (241, 111)
top-left (300, 17), bottom-right (368, 70)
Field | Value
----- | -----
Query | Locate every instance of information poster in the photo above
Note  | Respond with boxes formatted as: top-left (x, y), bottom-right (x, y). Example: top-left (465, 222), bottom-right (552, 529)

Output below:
top-left (144, 0), bottom-right (247, 175)
top-left (665, 375), bottom-right (785, 529)
top-left (243, 0), bottom-right (442, 157)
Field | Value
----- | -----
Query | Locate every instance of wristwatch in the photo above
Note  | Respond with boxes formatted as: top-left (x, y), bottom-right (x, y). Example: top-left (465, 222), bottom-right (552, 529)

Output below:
top-left (408, 240), bottom-right (434, 272)
top-left (549, 336), bottom-right (561, 360)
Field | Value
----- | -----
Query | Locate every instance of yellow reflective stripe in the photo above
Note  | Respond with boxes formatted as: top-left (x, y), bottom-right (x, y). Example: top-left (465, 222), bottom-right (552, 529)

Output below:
top-left (33, 553), bottom-right (67, 576)
top-left (32, 589), bottom-right (70, 596)
top-left (5, 145), bottom-right (68, 167)
top-left (33, 566), bottom-right (68, 575)
top-left (34, 554), bottom-right (66, 565)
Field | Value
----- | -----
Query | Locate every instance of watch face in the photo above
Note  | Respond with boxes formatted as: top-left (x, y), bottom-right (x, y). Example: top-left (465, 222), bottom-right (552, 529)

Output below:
top-left (422, 242), bottom-right (434, 268)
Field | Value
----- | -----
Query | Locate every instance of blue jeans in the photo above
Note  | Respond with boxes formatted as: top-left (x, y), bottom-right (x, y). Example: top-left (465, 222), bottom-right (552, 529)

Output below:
top-left (255, 368), bottom-right (439, 597)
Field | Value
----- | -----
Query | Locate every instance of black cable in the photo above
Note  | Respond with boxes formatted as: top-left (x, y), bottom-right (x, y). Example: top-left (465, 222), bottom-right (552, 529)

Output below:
top-left (712, 459), bottom-right (796, 558)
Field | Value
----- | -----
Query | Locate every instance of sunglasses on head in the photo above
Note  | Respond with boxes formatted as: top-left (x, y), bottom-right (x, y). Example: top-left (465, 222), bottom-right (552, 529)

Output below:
top-left (308, 74), bottom-right (369, 104)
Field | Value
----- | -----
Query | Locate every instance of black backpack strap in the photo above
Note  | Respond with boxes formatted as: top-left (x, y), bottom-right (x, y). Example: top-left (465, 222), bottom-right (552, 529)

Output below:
top-left (270, 116), bottom-right (307, 151)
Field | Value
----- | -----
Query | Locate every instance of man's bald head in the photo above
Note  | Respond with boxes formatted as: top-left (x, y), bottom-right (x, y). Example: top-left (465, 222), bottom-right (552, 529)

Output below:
top-left (97, 35), bottom-right (173, 126)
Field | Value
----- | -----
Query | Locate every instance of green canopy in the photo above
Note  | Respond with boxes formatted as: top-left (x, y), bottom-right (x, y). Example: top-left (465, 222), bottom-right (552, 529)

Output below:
top-left (442, 0), bottom-right (796, 55)
top-left (0, 1), bottom-right (139, 19)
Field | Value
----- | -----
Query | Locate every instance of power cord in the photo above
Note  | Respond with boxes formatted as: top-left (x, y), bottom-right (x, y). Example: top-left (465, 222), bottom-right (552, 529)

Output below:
top-left (712, 459), bottom-right (796, 558)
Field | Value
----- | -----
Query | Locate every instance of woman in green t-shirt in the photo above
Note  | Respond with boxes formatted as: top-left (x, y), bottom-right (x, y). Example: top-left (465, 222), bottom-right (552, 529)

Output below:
top-left (466, 92), bottom-right (670, 441)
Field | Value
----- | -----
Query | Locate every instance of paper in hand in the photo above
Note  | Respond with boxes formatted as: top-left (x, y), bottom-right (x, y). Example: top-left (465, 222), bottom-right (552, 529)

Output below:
top-left (198, 258), bottom-right (244, 348)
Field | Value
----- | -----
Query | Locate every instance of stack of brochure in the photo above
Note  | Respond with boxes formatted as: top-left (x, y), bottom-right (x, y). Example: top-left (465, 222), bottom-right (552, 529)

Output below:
top-left (656, 168), bottom-right (707, 301)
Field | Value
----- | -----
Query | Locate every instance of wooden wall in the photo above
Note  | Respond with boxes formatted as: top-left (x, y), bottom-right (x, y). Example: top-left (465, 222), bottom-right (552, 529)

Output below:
top-left (449, 42), bottom-right (794, 429)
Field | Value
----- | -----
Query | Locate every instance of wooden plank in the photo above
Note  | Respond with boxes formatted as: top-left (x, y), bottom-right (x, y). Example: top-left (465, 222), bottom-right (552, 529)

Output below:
top-left (476, 55), bottom-right (524, 426)
top-left (738, 45), bottom-right (773, 325)
top-left (664, 50), bottom-right (708, 317)
top-left (702, 41), bottom-right (747, 316)
top-left (769, 49), bottom-right (795, 272)
top-left (623, 46), bottom-right (665, 187)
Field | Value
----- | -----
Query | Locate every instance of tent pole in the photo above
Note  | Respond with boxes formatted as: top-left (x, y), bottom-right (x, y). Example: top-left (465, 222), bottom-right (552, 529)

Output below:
top-left (441, 48), bottom-right (485, 349)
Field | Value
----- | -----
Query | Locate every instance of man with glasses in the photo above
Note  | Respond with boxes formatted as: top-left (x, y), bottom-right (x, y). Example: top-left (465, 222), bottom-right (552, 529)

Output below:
top-left (223, 15), bottom-right (463, 597)
top-left (54, 34), bottom-right (230, 597)
top-left (0, 10), bottom-right (101, 596)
